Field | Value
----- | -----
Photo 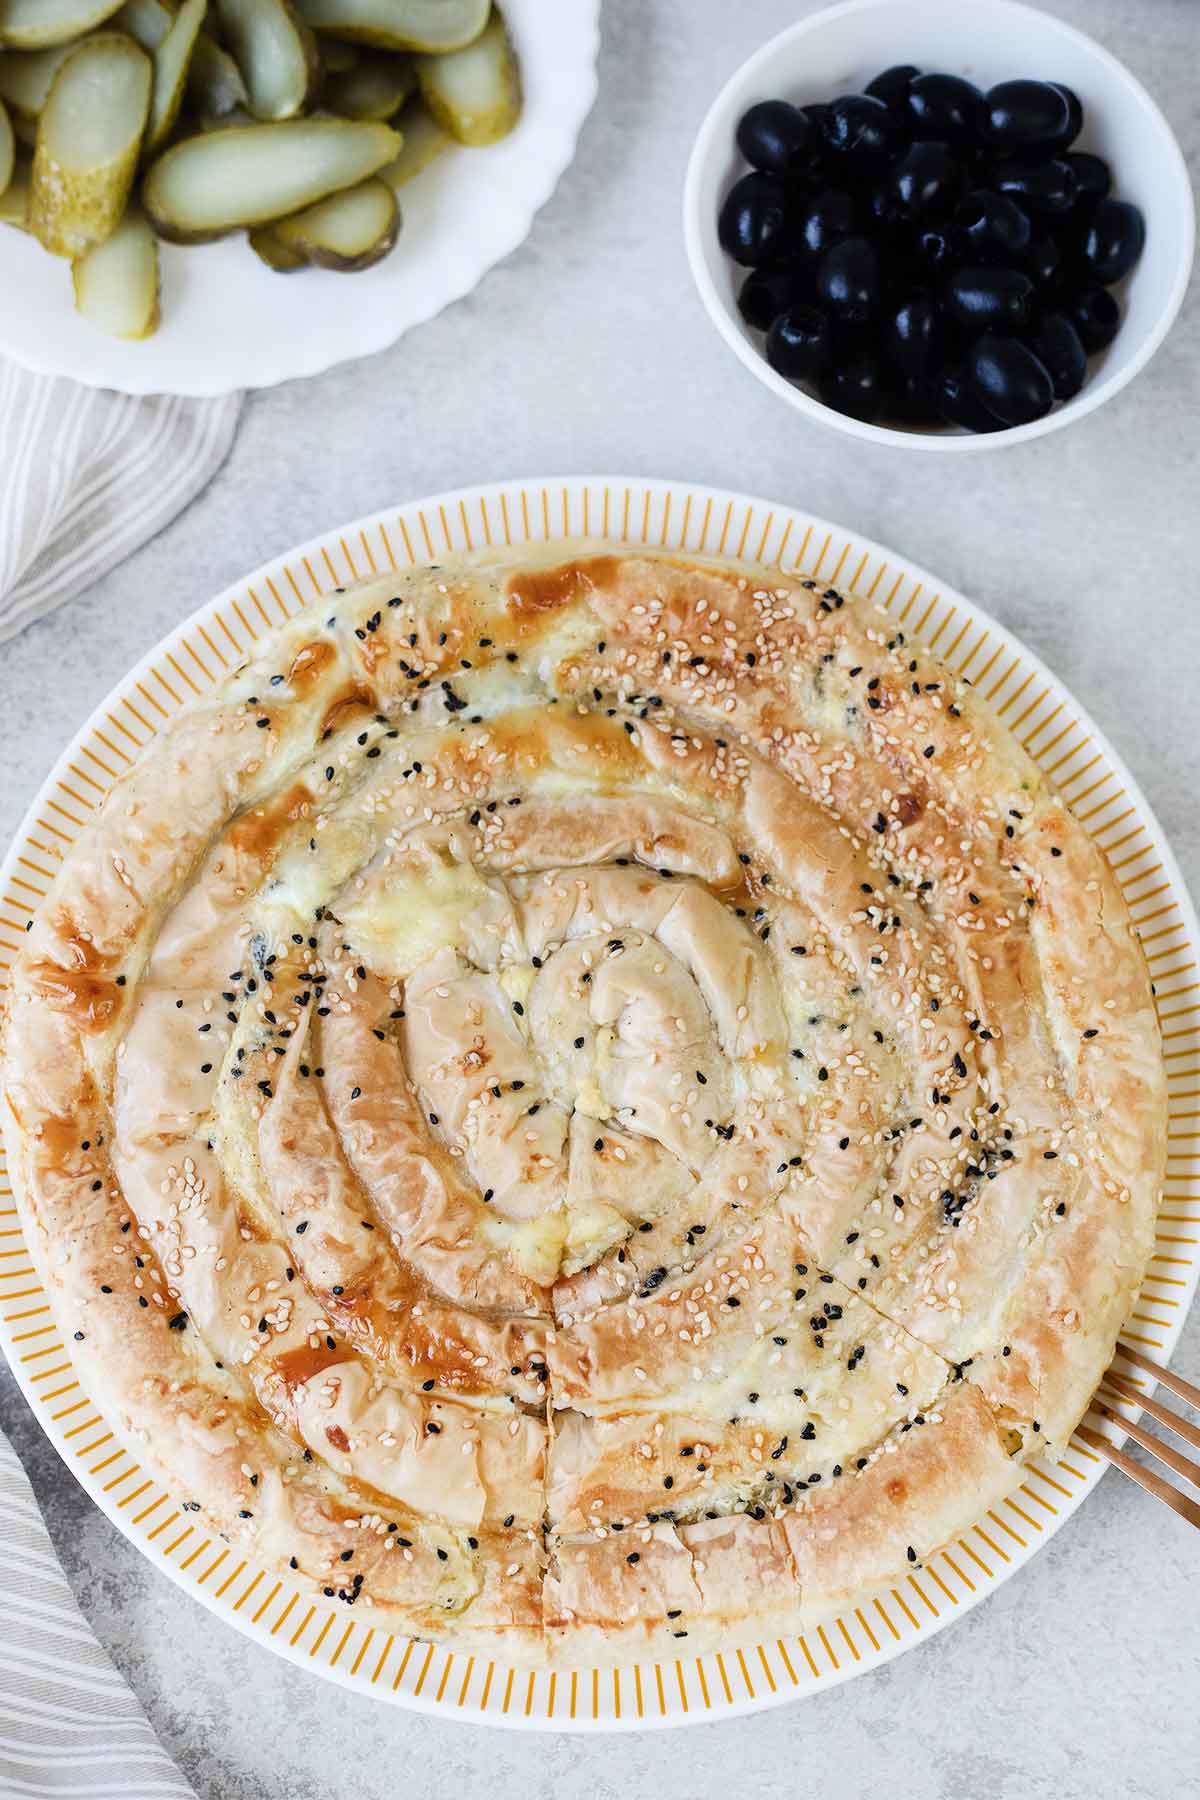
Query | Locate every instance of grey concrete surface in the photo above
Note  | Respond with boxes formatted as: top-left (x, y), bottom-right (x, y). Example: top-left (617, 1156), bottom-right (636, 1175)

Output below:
top-left (1, 1), bottom-right (1198, 1795)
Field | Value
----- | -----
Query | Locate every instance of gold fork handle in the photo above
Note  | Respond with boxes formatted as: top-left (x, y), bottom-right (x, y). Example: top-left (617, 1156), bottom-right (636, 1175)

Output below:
top-left (1102, 1370), bottom-right (1200, 1454)
top-left (1077, 1425), bottom-right (1200, 1529)
top-left (1116, 1341), bottom-right (1200, 1411)
top-left (1092, 1397), bottom-right (1200, 1488)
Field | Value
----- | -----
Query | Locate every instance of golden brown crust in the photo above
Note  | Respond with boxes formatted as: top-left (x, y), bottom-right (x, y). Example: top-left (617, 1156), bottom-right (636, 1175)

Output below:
top-left (1, 546), bottom-right (1164, 1666)
top-left (544, 1385), bottom-right (1017, 1664)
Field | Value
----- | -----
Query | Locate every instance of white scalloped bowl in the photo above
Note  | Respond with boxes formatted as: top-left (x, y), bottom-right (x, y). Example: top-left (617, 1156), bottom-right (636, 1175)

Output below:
top-left (683, 0), bottom-right (1194, 452)
top-left (0, 0), bottom-right (599, 396)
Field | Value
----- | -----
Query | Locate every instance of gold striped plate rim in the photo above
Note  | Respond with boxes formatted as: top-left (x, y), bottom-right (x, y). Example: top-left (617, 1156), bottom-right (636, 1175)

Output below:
top-left (0, 478), bottom-right (1194, 1729)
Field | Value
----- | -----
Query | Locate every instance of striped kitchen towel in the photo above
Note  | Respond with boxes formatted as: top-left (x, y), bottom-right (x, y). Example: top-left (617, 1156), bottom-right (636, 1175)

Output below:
top-left (0, 358), bottom-right (241, 648)
top-left (0, 1427), bottom-right (195, 1799)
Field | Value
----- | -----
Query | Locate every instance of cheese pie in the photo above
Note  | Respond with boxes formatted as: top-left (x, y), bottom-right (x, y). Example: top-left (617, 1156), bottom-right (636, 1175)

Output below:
top-left (1, 549), bottom-right (1164, 1665)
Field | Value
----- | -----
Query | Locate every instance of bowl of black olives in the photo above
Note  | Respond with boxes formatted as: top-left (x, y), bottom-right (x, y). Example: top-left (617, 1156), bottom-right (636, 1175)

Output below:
top-left (684, 0), bottom-right (1193, 449)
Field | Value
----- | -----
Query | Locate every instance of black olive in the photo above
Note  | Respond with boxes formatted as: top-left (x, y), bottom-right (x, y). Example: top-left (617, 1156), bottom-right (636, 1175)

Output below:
top-left (795, 141), bottom-right (837, 194)
top-left (818, 350), bottom-right (884, 422)
top-left (888, 141), bottom-right (961, 222)
top-left (913, 226), bottom-right (955, 271)
top-left (1081, 197), bottom-right (1145, 284)
top-left (993, 158), bottom-right (1078, 214)
top-left (1049, 83), bottom-right (1083, 146)
top-left (864, 179), bottom-right (902, 230)
top-left (736, 99), bottom-right (813, 176)
top-left (944, 265), bottom-right (1035, 331)
top-left (1065, 151), bottom-right (1111, 210)
top-left (934, 364), bottom-right (1006, 432)
top-left (865, 64), bottom-right (920, 114)
top-left (1069, 283), bottom-right (1121, 352)
top-left (966, 333), bottom-right (1055, 425)
top-left (765, 305), bottom-right (833, 380)
top-left (982, 79), bottom-right (1082, 155)
top-left (792, 186), bottom-right (856, 259)
top-left (717, 172), bottom-right (791, 265)
top-left (816, 236), bottom-right (880, 320)
top-left (886, 372), bottom-right (943, 427)
top-left (955, 188), bottom-right (1031, 259)
top-left (904, 73), bottom-right (984, 144)
top-left (1030, 312), bottom-right (1087, 398)
top-left (738, 266), bottom-right (804, 331)
top-left (1025, 230), bottom-right (1061, 289)
top-left (822, 93), bottom-right (893, 165)
top-left (884, 291), bottom-right (938, 378)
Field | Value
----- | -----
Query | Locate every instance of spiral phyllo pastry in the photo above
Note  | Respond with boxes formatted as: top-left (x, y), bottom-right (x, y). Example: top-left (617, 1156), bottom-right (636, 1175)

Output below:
top-left (2, 548), bottom-right (1163, 1664)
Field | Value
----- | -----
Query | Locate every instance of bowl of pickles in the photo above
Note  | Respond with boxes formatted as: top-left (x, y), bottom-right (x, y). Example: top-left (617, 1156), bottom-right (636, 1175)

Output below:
top-left (684, 0), bottom-right (1193, 450)
top-left (0, 0), bottom-right (599, 391)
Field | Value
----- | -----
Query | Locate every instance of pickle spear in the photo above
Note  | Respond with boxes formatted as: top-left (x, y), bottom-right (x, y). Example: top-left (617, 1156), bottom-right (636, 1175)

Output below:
top-left (142, 116), bottom-right (400, 241)
top-left (215, 0), bottom-right (319, 122)
top-left (145, 0), bottom-right (206, 152)
top-left (0, 0), bottom-right (125, 52)
top-left (31, 32), bottom-right (152, 256)
top-left (0, 94), bottom-right (11, 192)
top-left (377, 92), bottom-right (448, 187)
top-left (323, 48), bottom-right (412, 121)
top-left (0, 44), bottom-right (76, 129)
top-left (415, 6), bottom-right (518, 148)
top-left (294, 0), bottom-right (488, 54)
top-left (268, 172), bottom-right (398, 269)
top-left (72, 203), bottom-right (160, 336)
top-left (0, 149), bottom-right (29, 224)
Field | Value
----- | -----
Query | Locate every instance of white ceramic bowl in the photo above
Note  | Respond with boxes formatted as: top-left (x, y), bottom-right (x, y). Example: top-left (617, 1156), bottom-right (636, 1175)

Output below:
top-left (683, 0), bottom-right (1194, 452)
top-left (0, 0), bottom-right (599, 396)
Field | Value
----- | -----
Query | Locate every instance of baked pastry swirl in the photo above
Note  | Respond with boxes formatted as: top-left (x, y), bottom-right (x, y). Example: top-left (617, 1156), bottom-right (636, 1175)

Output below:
top-left (1, 547), bottom-right (1165, 1665)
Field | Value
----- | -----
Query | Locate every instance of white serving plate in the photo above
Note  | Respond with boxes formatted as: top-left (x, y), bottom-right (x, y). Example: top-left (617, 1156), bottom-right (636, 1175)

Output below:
top-left (1, 475), bottom-right (1195, 1729)
top-left (0, 1), bottom-right (599, 395)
